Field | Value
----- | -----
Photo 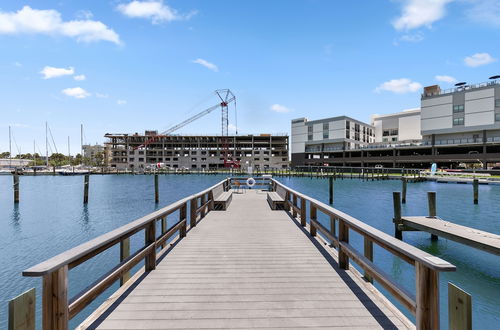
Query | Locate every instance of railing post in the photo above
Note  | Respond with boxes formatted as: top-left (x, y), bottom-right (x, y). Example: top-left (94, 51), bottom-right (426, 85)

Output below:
top-left (329, 216), bottom-right (336, 243)
top-left (285, 191), bottom-right (291, 212)
top-left (393, 192), bottom-right (402, 240)
top-left (161, 216), bottom-right (167, 249)
top-left (208, 190), bottom-right (215, 210)
top-left (120, 238), bottom-right (131, 286)
top-left (338, 220), bottom-right (349, 270)
top-left (292, 194), bottom-right (298, 218)
top-left (190, 197), bottom-right (197, 228)
top-left (309, 204), bottom-right (317, 236)
top-left (448, 282), bottom-right (472, 330)
top-left (363, 237), bottom-right (373, 283)
top-left (145, 221), bottom-right (156, 272)
top-left (42, 266), bottom-right (68, 330)
top-left (201, 194), bottom-right (207, 218)
top-left (300, 197), bottom-right (306, 226)
top-left (180, 204), bottom-right (187, 238)
top-left (416, 262), bottom-right (440, 330)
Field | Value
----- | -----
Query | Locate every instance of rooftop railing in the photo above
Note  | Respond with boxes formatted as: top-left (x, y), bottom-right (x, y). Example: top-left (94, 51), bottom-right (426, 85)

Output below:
top-left (422, 80), bottom-right (498, 98)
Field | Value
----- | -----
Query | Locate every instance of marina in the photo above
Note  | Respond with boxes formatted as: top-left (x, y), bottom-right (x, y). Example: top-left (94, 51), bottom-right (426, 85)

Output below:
top-left (1, 174), bottom-right (499, 329)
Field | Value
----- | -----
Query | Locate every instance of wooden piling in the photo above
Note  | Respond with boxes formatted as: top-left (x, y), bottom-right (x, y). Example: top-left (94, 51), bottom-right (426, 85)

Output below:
top-left (448, 282), bottom-right (472, 330)
top-left (402, 177), bottom-right (407, 204)
top-left (328, 177), bottom-right (333, 204)
top-left (13, 174), bottom-right (19, 203)
top-left (393, 192), bottom-right (402, 240)
top-left (9, 288), bottom-right (35, 330)
top-left (154, 174), bottom-right (159, 203)
top-left (473, 179), bottom-right (478, 204)
top-left (83, 174), bottom-right (89, 204)
top-left (428, 191), bottom-right (438, 241)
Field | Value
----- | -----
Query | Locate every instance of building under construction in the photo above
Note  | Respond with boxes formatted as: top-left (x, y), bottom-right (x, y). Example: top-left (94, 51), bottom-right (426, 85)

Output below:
top-left (105, 132), bottom-right (289, 170)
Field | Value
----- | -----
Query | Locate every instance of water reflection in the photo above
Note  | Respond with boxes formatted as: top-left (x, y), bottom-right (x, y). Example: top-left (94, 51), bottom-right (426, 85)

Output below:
top-left (11, 204), bottom-right (20, 232)
top-left (79, 204), bottom-right (92, 233)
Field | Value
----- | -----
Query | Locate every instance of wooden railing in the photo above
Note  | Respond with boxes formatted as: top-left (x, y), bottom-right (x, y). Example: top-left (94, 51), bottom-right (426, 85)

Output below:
top-left (271, 179), bottom-right (456, 330)
top-left (228, 176), bottom-right (272, 189)
top-left (22, 178), bottom-right (229, 330)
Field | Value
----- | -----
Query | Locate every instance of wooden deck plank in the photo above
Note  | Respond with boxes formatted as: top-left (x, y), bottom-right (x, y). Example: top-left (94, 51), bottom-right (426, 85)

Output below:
top-left (84, 190), bottom-right (412, 330)
top-left (402, 216), bottom-right (500, 255)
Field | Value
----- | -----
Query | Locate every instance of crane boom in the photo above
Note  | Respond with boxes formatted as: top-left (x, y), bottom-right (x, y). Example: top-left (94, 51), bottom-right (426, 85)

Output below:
top-left (135, 89), bottom-right (236, 150)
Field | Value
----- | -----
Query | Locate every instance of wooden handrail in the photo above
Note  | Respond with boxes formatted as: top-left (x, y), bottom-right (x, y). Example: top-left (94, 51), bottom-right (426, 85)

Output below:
top-left (271, 179), bottom-right (456, 330)
top-left (22, 178), bottom-right (229, 330)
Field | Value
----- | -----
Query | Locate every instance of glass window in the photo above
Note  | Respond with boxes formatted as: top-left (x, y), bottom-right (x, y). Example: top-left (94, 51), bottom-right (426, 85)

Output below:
top-left (392, 137), bottom-right (397, 141)
top-left (496, 99), bottom-right (500, 108)
top-left (308, 134), bottom-right (313, 141)
top-left (495, 113), bottom-right (500, 122)
top-left (382, 130), bottom-right (390, 137)
top-left (346, 130), bottom-right (350, 139)
top-left (346, 121), bottom-right (350, 129)
top-left (453, 105), bottom-right (464, 113)
top-left (323, 132), bottom-right (329, 139)
top-left (453, 117), bottom-right (464, 126)
top-left (323, 123), bottom-right (329, 130)
top-left (390, 129), bottom-right (398, 136)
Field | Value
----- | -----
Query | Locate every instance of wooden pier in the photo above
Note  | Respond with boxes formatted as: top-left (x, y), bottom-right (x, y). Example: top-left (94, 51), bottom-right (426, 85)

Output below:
top-left (20, 178), bottom-right (456, 330)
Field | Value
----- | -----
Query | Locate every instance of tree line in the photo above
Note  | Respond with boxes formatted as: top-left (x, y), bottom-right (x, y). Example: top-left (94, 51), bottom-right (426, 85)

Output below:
top-left (0, 151), bottom-right (105, 167)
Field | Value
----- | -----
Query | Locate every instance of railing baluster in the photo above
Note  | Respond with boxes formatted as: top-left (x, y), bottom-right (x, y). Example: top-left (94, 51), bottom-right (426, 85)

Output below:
top-left (180, 204), bottom-right (187, 238)
top-left (120, 238), bottom-right (130, 286)
top-left (145, 221), bottom-right (156, 272)
top-left (42, 266), bottom-right (68, 330)
top-left (190, 197), bottom-right (197, 228)
top-left (330, 216), bottom-right (336, 245)
top-left (300, 197), bottom-right (306, 226)
top-left (363, 237), bottom-right (373, 283)
top-left (339, 220), bottom-right (349, 270)
top-left (161, 216), bottom-right (167, 249)
top-left (292, 194), bottom-right (297, 218)
top-left (201, 194), bottom-right (207, 218)
top-left (416, 262), bottom-right (440, 329)
top-left (309, 204), bottom-right (317, 236)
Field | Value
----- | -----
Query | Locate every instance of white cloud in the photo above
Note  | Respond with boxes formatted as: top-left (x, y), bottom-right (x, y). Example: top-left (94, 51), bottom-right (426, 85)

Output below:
top-left (13, 61), bottom-right (22, 67)
top-left (270, 104), bottom-right (291, 113)
top-left (192, 58), bottom-right (218, 72)
top-left (466, 0), bottom-right (500, 28)
top-left (117, 99), bottom-right (127, 105)
top-left (435, 75), bottom-right (457, 83)
top-left (375, 78), bottom-right (422, 94)
top-left (62, 87), bottom-right (90, 99)
top-left (40, 66), bottom-right (74, 79)
top-left (393, 0), bottom-right (453, 30)
top-left (117, 1), bottom-right (196, 24)
top-left (0, 6), bottom-right (121, 44)
top-left (95, 93), bottom-right (109, 98)
top-left (464, 53), bottom-right (496, 67)
top-left (399, 33), bottom-right (424, 42)
top-left (74, 74), bottom-right (86, 81)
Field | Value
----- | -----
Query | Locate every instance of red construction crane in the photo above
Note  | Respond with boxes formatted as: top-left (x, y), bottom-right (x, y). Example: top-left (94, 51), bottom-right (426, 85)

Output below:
top-left (136, 89), bottom-right (239, 168)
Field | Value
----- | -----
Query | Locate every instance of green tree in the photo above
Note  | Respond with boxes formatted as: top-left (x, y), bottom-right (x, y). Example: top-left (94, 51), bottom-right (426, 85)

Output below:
top-left (49, 153), bottom-right (69, 167)
top-left (0, 152), bottom-right (10, 158)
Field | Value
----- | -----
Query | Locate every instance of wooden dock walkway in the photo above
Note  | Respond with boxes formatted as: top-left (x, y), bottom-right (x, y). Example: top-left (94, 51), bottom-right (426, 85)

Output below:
top-left (19, 178), bottom-right (456, 330)
top-left (401, 216), bottom-right (500, 256)
top-left (84, 190), bottom-right (412, 329)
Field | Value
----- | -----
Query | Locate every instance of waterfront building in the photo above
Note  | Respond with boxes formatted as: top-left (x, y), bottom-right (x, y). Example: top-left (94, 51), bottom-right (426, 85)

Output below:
top-left (105, 132), bottom-right (289, 170)
top-left (82, 144), bottom-right (104, 159)
top-left (291, 78), bottom-right (500, 168)
top-left (291, 116), bottom-right (374, 166)
top-left (371, 108), bottom-right (421, 143)
top-left (0, 158), bottom-right (31, 169)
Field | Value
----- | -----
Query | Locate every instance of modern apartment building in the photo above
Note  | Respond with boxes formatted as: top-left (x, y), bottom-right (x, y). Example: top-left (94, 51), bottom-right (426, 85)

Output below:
top-left (291, 78), bottom-right (500, 168)
top-left (291, 116), bottom-right (374, 166)
top-left (371, 108), bottom-right (421, 143)
top-left (105, 132), bottom-right (289, 170)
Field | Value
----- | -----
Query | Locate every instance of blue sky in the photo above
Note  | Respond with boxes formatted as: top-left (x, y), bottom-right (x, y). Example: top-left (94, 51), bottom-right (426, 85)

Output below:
top-left (0, 0), bottom-right (499, 155)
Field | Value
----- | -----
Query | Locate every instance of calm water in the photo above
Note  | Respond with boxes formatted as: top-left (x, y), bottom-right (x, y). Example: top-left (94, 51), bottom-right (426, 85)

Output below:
top-left (0, 175), bottom-right (499, 329)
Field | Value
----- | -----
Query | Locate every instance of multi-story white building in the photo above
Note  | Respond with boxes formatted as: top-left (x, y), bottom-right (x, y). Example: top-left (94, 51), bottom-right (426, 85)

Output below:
top-left (291, 116), bottom-right (374, 165)
top-left (371, 108), bottom-right (421, 143)
top-left (421, 81), bottom-right (500, 145)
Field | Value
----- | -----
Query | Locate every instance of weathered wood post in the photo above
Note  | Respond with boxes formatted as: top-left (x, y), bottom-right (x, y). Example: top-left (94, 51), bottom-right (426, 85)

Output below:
top-left (42, 267), bottom-right (68, 330)
top-left (364, 238), bottom-right (373, 283)
top-left (180, 204), bottom-right (187, 238)
top-left (190, 197), bottom-right (197, 228)
top-left (300, 197), bottom-right (306, 226)
top-left (161, 216), bottom-right (167, 249)
top-left (120, 238), bottom-right (130, 286)
top-left (329, 176), bottom-right (334, 204)
top-left (292, 194), bottom-right (298, 218)
top-left (402, 177), bottom-right (407, 204)
top-left (428, 192), bottom-right (438, 240)
top-left (473, 179), bottom-right (478, 204)
top-left (448, 282), bottom-right (472, 330)
top-left (416, 263), bottom-right (440, 330)
top-left (309, 204), bottom-right (317, 236)
top-left (13, 173), bottom-right (20, 203)
top-left (154, 174), bottom-right (159, 203)
top-left (9, 288), bottom-right (35, 330)
top-left (83, 174), bottom-right (89, 204)
top-left (145, 221), bottom-right (156, 271)
top-left (338, 220), bottom-right (349, 269)
top-left (393, 192), bottom-right (402, 240)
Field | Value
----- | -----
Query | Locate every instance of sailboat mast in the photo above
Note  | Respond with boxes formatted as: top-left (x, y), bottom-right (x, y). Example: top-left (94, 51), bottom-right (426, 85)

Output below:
top-left (9, 126), bottom-right (12, 168)
top-left (81, 124), bottom-right (83, 156)
top-left (45, 122), bottom-right (49, 167)
top-left (68, 136), bottom-right (71, 158)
